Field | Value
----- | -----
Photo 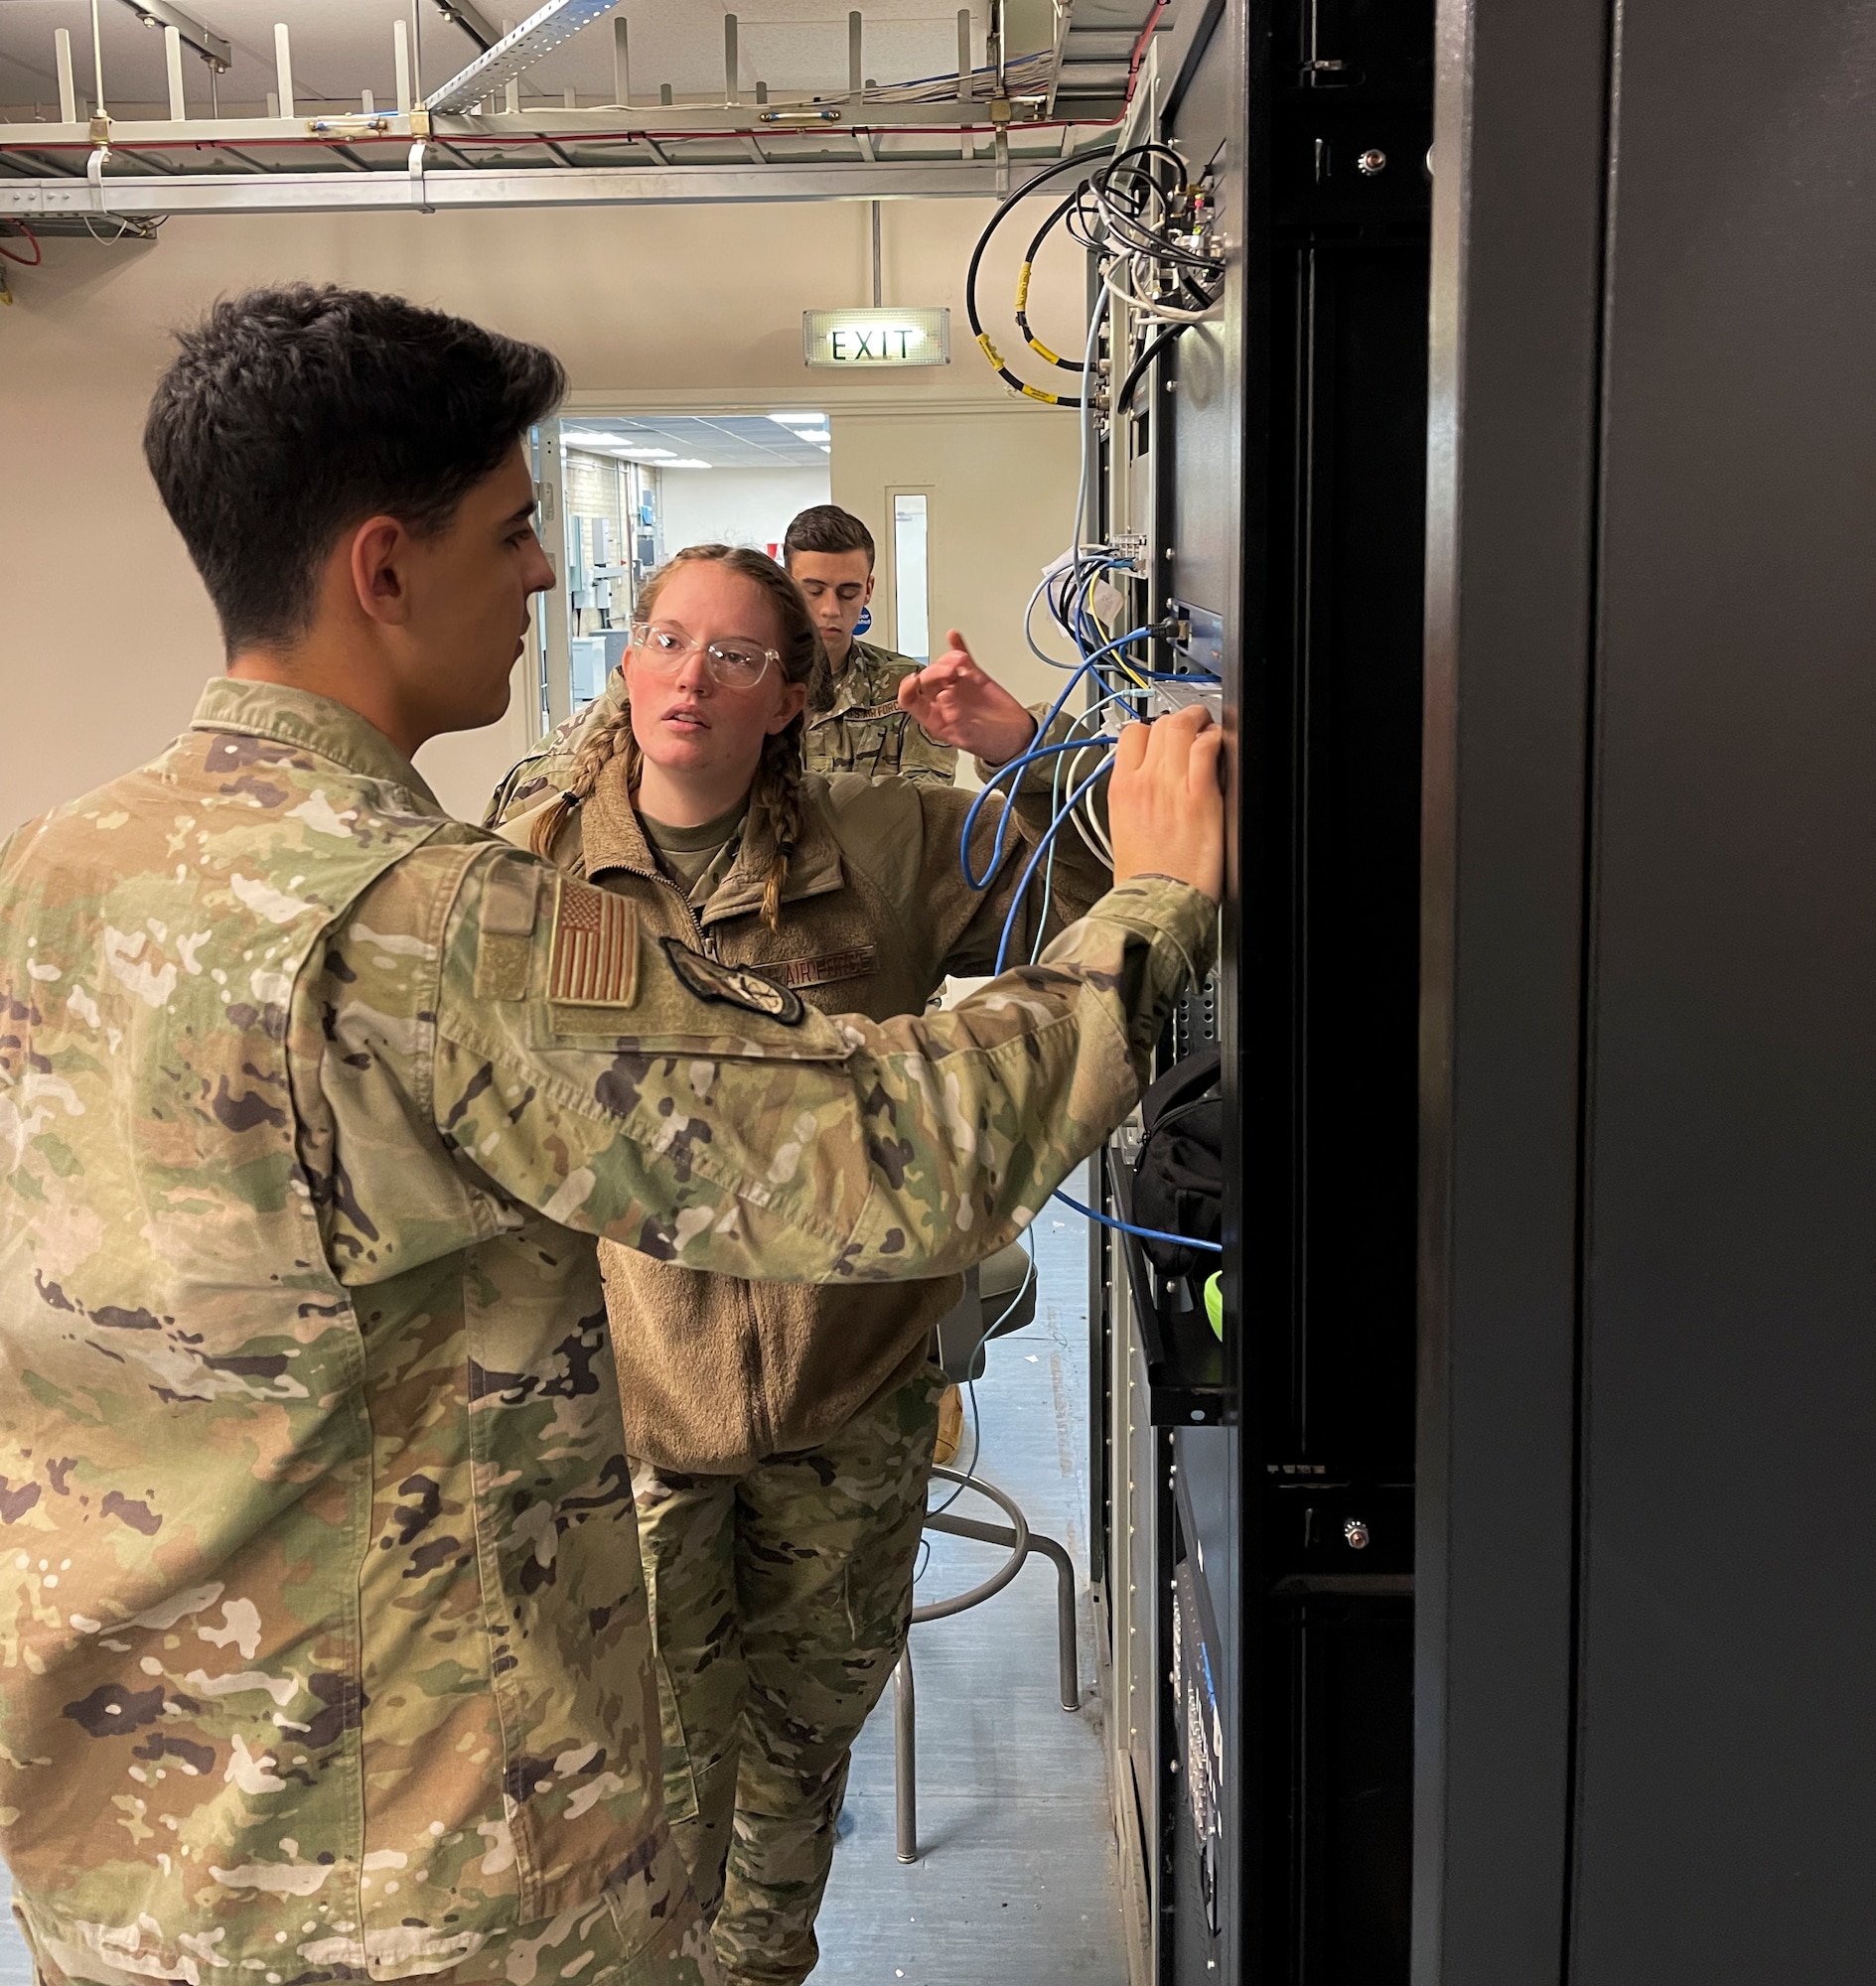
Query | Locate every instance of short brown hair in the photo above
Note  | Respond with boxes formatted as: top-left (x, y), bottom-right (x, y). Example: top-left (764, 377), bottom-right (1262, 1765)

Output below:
top-left (784, 503), bottom-right (874, 568)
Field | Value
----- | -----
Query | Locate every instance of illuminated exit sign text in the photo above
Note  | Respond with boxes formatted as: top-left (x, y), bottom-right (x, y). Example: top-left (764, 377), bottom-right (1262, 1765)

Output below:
top-left (802, 307), bottom-right (951, 368)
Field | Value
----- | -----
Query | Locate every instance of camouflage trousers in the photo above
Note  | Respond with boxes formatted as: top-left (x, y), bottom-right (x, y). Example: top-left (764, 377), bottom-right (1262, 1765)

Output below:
top-left (632, 1366), bottom-right (942, 1986)
top-left (18, 1836), bottom-right (722, 1986)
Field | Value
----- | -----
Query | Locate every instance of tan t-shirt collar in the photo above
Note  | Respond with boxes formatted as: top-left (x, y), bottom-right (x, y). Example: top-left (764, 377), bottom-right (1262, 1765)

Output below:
top-left (579, 752), bottom-right (846, 923)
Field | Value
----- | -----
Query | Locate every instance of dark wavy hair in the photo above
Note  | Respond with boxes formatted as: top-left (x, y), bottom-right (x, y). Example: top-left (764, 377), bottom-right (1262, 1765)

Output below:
top-left (144, 283), bottom-right (566, 654)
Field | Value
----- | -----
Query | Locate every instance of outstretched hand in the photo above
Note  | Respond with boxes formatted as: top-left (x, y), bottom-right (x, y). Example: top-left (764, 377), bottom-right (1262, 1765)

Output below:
top-left (897, 632), bottom-right (1039, 767)
top-left (1107, 706), bottom-right (1225, 904)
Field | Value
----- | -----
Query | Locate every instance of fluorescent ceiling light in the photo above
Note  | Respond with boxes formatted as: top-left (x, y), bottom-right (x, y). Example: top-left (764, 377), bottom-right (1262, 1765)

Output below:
top-left (769, 411), bottom-right (827, 427)
top-left (661, 459), bottom-right (713, 470)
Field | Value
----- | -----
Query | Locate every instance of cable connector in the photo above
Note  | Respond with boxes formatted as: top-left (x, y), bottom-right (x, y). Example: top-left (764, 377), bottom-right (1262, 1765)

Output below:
top-left (1147, 677), bottom-right (1224, 724)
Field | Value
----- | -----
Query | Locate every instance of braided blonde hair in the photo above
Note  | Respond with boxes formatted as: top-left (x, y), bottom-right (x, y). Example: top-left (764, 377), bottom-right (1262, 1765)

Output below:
top-left (529, 544), bottom-right (823, 930)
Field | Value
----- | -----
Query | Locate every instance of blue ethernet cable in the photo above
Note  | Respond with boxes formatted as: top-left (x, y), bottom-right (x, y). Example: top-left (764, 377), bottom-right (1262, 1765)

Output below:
top-left (994, 754), bottom-right (1115, 971)
top-left (957, 638), bottom-right (1149, 887)
top-left (1027, 686), bottom-right (1140, 960)
top-left (957, 733), bottom-right (1115, 890)
top-left (1053, 1190), bottom-right (1225, 1255)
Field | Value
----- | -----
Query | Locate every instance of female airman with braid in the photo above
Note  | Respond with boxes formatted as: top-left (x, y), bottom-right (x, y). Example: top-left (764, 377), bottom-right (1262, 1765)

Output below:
top-left (490, 543), bottom-right (1110, 1986)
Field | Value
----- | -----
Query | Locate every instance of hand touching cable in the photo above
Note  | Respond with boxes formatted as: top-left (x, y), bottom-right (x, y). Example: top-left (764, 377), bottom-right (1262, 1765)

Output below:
top-left (1108, 704), bottom-right (1225, 902)
top-left (898, 631), bottom-right (1040, 767)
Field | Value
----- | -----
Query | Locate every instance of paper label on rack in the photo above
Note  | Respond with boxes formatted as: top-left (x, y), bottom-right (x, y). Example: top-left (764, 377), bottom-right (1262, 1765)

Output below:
top-left (1088, 578), bottom-right (1128, 625)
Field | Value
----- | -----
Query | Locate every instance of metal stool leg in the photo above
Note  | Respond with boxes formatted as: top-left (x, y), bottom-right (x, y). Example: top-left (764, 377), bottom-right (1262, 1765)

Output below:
top-left (922, 1505), bottom-right (1080, 1713)
top-left (1025, 1530), bottom-right (1080, 1711)
top-left (893, 1643), bottom-right (917, 1864)
top-left (901, 1473), bottom-right (1082, 1866)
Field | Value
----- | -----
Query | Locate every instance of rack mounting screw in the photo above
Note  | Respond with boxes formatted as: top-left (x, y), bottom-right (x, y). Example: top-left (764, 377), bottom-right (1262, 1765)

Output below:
top-left (1358, 148), bottom-right (1387, 176)
top-left (1344, 1518), bottom-right (1371, 1549)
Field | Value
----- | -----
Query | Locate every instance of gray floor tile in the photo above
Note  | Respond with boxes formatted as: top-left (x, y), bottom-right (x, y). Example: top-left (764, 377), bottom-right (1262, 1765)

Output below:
top-left (811, 1184), bottom-right (1128, 1984)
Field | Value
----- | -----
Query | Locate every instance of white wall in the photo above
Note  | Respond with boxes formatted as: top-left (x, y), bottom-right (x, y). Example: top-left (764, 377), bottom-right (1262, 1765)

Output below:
top-left (0, 196), bottom-right (1083, 828)
top-left (655, 465), bottom-right (831, 560)
top-left (832, 411), bottom-right (1082, 720)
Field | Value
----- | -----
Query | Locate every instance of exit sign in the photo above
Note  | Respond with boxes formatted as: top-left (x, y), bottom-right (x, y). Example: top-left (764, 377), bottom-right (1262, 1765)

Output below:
top-left (802, 307), bottom-right (951, 368)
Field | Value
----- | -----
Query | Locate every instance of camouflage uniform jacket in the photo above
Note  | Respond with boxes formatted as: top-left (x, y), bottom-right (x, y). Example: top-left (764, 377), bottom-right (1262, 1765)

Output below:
top-left (493, 709), bottom-right (1109, 1473)
top-left (802, 640), bottom-right (957, 787)
top-left (482, 676), bottom-right (626, 829)
top-left (0, 679), bottom-right (1215, 1984)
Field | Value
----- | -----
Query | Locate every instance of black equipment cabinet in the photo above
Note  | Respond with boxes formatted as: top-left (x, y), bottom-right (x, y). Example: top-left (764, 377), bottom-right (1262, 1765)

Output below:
top-left (1418, 0), bottom-right (1876, 1980)
top-left (1239, 5), bottom-right (1433, 1978)
top-left (1235, 4), bottom-right (1433, 1977)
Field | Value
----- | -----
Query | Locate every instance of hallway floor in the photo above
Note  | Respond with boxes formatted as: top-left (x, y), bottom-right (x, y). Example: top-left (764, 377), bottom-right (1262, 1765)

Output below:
top-left (810, 1181), bottom-right (1129, 1984)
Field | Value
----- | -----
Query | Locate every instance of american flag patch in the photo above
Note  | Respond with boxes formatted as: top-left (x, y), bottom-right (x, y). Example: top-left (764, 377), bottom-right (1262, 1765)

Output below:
top-left (549, 878), bottom-right (639, 1006)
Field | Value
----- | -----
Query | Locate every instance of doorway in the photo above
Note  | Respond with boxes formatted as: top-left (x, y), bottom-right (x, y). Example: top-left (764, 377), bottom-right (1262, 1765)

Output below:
top-left (533, 410), bottom-right (832, 727)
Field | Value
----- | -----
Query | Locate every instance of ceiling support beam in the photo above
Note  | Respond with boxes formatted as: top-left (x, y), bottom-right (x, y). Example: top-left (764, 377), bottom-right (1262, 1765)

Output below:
top-left (432, 4), bottom-right (501, 54)
top-left (112, 1), bottom-right (231, 71)
top-left (0, 158), bottom-right (1082, 219)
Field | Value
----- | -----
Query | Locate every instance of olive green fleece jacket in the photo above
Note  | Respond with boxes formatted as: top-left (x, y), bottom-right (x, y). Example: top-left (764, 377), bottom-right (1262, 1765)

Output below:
top-left (500, 717), bottom-right (1112, 1471)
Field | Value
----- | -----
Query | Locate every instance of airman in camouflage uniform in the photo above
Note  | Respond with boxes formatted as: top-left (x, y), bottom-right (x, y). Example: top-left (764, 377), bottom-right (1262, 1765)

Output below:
top-left (0, 678), bottom-right (1216, 1986)
top-left (782, 503), bottom-right (956, 788)
top-left (800, 638), bottom-right (956, 786)
top-left (487, 599), bottom-right (1108, 1986)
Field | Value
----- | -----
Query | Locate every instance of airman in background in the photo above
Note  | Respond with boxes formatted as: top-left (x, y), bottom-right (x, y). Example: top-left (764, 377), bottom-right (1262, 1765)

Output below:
top-left (784, 504), bottom-right (959, 786)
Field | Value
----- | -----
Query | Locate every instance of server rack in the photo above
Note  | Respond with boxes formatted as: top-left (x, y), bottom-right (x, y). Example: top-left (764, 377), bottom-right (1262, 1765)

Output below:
top-left (1088, 3), bottom-right (1433, 1981)
top-left (1089, 1), bottom-right (1872, 1980)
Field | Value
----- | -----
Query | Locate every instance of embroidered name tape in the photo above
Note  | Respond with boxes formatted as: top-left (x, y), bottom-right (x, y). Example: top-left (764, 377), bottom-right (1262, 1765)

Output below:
top-left (660, 937), bottom-right (805, 1025)
top-left (550, 876), bottom-right (640, 1006)
top-left (774, 943), bottom-right (878, 989)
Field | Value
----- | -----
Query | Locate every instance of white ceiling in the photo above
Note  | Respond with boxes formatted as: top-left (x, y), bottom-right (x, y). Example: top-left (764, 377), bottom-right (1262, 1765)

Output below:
top-left (562, 412), bottom-right (833, 471)
top-left (0, 3), bottom-right (994, 113)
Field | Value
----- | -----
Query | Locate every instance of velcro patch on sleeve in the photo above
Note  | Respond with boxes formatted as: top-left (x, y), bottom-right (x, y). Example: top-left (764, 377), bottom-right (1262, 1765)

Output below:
top-left (550, 876), bottom-right (640, 1007)
top-left (775, 943), bottom-right (878, 990)
top-left (474, 857), bottom-right (542, 1001)
top-left (475, 932), bottom-right (532, 1002)
top-left (659, 937), bottom-right (805, 1025)
top-left (479, 858), bottom-right (541, 935)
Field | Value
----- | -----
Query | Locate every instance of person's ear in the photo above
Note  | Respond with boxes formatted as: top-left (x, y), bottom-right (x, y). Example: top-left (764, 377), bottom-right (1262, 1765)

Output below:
top-left (349, 516), bottom-right (413, 628)
top-left (862, 571), bottom-right (876, 606)
top-left (768, 680), bottom-right (809, 733)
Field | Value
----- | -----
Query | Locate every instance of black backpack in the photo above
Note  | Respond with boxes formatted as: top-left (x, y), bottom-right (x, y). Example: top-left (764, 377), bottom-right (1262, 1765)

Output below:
top-left (1131, 1047), bottom-right (1223, 1277)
